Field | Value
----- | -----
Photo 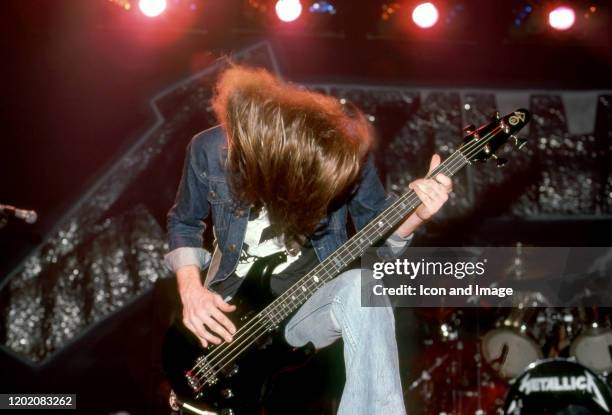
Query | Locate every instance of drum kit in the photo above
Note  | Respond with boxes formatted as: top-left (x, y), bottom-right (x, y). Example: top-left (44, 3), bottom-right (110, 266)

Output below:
top-left (407, 305), bottom-right (612, 414)
top-left (406, 247), bottom-right (612, 414)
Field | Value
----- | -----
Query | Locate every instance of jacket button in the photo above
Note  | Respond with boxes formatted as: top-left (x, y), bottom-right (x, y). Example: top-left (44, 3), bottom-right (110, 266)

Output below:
top-left (228, 244), bottom-right (236, 252)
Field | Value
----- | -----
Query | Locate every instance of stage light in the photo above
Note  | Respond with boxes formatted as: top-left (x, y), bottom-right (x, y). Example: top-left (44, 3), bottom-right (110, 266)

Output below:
top-left (548, 5), bottom-right (575, 31)
top-left (139, 0), bottom-right (167, 17)
top-left (275, 0), bottom-right (303, 22)
top-left (412, 2), bottom-right (439, 29)
top-left (309, 1), bottom-right (336, 15)
top-left (108, 0), bottom-right (132, 11)
top-left (513, 4), bottom-right (533, 27)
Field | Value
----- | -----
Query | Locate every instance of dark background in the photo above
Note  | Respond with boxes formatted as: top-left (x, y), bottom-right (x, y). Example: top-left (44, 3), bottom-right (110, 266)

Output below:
top-left (1, 1), bottom-right (611, 414)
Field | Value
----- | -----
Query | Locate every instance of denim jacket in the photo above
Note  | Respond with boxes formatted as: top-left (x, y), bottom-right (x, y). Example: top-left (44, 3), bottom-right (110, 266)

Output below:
top-left (165, 126), bottom-right (411, 287)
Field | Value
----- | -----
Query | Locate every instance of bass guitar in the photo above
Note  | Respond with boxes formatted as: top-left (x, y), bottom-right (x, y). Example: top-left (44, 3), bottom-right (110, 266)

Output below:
top-left (161, 109), bottom-right (532, 414)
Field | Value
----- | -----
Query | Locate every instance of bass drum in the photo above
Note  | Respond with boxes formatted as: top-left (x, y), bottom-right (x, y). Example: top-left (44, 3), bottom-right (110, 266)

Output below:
top-left (570, 307), bottom-right (612, 374)
top-left (482, 307), bottom-right (543, 379)
top-left (504, 359), bottom-right (612, 415)
top-left (571, 328), bottom-right (612, 374)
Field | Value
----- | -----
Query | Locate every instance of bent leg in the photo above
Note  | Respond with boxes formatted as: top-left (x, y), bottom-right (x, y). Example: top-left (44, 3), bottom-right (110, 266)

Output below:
top-left (284, 269), bottom-right (407, 415)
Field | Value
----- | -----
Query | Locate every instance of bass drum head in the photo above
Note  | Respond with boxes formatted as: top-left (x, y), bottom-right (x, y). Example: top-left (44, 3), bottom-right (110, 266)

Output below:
top-left (571, 329), bottom-right (612, 373)
top-left (504, 359), bottom-right (612, 415)
top-left (482, 328), bottom-right (543, 379)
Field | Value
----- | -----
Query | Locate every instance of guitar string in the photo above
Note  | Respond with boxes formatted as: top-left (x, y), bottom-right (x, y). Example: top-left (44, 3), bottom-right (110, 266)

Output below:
top-left (190, 126), bottom-right (499, 383)
top-left (190, 125), bottom-right (501, 383)
top-left (191, 124), bottom-right (506, 383)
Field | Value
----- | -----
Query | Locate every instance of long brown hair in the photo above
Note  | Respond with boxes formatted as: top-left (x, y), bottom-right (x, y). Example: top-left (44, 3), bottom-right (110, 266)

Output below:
top-left (211, 65), bottom-right (373, 243)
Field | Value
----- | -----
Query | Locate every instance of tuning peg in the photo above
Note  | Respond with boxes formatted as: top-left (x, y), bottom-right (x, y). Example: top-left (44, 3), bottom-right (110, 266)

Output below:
top-left (493, 111), bottom-right (501, 120)
top-left (512, 135), bottom-right (527, 150)
top-left (499, 119), bottom-right (510, 134)
top-left (463, 124), bottom-right (476, 134)
top-left (491, 154), bottom-right (508, 167)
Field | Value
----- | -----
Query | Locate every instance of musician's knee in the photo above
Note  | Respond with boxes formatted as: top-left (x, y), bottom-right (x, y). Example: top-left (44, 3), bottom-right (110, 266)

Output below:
top-left (334, 269), bottom-right (362, 301)
top-left (332, 269), bottom-right (394, 324)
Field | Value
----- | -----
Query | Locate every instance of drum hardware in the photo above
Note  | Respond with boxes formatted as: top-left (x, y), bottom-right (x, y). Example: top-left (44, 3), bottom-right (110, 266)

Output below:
top-left (488, 343), bottom-right (509, 372)
top-left (408, 308), bottom-right (508, 415)
top-left (408, 354), bottom-right (449, 391)
top-left (440, 315), bottom-right (461, 342)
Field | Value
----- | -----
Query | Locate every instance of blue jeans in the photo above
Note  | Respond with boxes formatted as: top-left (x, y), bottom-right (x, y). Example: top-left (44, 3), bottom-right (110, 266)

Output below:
top-left (284, 269), bottom-right (407, 415)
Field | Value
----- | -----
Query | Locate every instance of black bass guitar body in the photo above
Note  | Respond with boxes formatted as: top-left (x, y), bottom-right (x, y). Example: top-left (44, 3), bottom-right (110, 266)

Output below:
top-left (161, 253), bottom-right (313, 414)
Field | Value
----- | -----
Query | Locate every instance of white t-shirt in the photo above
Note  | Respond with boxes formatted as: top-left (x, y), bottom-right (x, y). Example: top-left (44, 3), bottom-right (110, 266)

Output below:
top-left (234, 208), bottom-right (302, 278)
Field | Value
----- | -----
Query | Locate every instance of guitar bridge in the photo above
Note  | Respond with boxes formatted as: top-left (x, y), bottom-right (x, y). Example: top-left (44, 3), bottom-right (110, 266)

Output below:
top-left (185, 356), bottom-right (219, 392)
top-left (185, 369), bottom-right (204, 392)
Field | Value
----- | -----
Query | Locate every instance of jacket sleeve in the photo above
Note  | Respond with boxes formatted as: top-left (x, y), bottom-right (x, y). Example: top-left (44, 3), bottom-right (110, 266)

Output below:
top-left (164, 138), bottom-right (212, 272)
top-left (348, 153), bottom-right (413, 260)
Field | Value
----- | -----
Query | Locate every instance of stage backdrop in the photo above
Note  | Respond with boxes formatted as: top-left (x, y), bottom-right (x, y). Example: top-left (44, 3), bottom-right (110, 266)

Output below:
top-left (1, 42), bottom-right (610, 365)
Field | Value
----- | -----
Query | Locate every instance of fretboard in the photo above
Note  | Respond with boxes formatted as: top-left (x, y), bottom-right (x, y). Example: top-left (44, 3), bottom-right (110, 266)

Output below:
top-left (262, 149), bottom-right (470, 327)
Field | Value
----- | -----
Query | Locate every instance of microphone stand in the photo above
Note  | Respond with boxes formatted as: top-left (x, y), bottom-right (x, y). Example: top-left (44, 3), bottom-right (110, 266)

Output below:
top-left (0, 203), bottom-right (37, 228)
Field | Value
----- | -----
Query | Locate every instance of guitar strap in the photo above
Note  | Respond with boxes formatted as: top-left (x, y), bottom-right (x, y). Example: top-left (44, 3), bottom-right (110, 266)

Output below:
top-left (203, 229), bottom-right (222, 288)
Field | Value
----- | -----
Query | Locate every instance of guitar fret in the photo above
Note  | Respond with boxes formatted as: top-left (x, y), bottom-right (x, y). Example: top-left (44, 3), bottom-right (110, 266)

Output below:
top-left (264, 312), bottom-right (278, 329)
top-left (441, 163), bottom-right (452, 176)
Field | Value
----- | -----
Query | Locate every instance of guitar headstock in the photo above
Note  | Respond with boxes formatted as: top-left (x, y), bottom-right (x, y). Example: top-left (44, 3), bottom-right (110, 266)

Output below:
top-left (460, 109), bottom-right (531, 167)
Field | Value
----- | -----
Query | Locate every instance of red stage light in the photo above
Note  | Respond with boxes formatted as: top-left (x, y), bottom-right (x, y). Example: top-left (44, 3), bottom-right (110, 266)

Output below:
top-left (548, 5), bottom-right (576, 31)
top-left (412, 2), bottom-right (439, 29)
top-left (139, 0), bottom-right (167, 18)
top-left (275, 0), bottom-right (303, 23)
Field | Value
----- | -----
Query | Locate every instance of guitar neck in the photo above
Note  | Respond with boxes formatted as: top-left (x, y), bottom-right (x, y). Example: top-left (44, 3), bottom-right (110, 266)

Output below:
top-left (262, 149), bottom-right (470, 326)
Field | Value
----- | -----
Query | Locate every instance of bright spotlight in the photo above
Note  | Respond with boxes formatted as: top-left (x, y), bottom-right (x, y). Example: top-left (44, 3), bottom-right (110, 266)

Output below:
top-left (548, 6), bottom-right (575, 31)
top-left (139, 0), bottom-right (167, 18)
top-left (412, 2), bottom-right (439, 29)
top-left (276, 0), bottom-right (303, 23)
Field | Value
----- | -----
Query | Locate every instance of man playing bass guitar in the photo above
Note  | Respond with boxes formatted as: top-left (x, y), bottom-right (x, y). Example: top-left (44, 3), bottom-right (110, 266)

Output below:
top-left (165, 66), bottom-right (452, 415)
